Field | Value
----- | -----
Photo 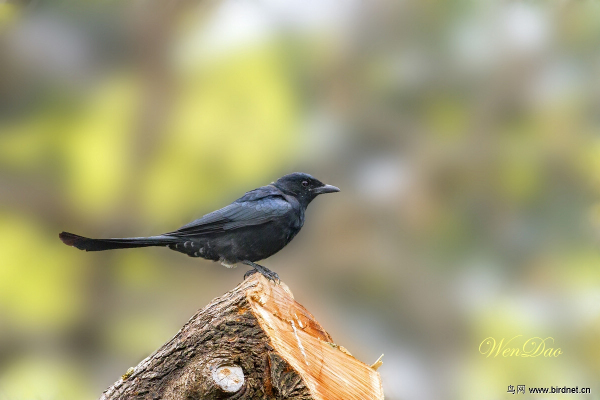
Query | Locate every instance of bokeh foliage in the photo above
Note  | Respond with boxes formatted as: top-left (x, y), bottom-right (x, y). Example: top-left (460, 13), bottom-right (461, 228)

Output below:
top-left (1, 0), bottom-right (600, 399)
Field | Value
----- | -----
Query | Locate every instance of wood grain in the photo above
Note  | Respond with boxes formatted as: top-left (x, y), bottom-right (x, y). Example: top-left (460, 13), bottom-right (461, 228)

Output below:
top-left (99, 274), bottom-right (384, 400)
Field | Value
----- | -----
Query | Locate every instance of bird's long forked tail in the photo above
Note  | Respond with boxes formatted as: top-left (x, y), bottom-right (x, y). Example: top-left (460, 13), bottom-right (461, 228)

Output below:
top-left (59, 232), bottom-right (178, 252)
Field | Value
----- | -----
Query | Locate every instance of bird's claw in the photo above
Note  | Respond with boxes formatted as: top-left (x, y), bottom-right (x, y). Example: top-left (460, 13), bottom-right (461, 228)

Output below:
top-left (243, 263), bottom-right (280, 284)
top-left (261, 269), bottom-right (280, 284)
top-left (243, 268), bottom-right (259, 280)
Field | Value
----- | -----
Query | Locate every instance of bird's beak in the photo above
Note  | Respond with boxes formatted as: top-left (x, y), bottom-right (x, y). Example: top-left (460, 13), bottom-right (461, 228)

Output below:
top-left (313, 184), bottom-right (340, 194)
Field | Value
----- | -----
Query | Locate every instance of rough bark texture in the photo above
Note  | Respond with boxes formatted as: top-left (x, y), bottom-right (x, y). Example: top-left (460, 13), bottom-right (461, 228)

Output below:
top-left (100, 274), bottom-right (384, 400)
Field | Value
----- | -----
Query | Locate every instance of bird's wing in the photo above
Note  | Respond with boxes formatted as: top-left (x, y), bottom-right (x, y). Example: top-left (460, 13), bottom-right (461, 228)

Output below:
top-left (166, 187), bottom-right (293, 236)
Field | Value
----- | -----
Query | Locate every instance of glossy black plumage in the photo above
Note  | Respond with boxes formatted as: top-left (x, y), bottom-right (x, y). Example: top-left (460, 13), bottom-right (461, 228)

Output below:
top-left (59, 172), bottom-right (339, 281)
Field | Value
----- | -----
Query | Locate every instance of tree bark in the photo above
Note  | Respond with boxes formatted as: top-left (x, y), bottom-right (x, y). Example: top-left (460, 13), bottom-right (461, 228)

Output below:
top-left (100, 274), bottom-right (384, 400)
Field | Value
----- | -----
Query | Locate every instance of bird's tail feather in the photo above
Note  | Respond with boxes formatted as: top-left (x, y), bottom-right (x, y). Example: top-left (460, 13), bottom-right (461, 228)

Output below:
top-left (59, 232), bottom-right (177, 251)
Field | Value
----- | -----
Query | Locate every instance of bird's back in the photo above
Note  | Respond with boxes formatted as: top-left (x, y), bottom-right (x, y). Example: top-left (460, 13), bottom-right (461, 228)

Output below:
top-left (164, 185), bottom-right (304, 263)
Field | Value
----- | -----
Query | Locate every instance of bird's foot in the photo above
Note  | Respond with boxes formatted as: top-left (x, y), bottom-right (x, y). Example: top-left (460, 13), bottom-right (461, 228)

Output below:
top-left (257, 267), bottom-right (280, 284)
top-left (243, 268), bottom-right (259, 280)
top-left (242, 261), bottom-right (280, 284)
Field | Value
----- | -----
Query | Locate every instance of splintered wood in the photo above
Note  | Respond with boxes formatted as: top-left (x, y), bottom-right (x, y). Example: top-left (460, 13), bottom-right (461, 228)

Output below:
top-left (248, 277), bottom-right (384, 400)
top-left (100, 274), bottom-right (384, 400)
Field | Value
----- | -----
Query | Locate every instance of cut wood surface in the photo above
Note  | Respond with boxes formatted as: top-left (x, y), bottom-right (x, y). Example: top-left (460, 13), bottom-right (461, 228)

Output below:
top-left (100, 274), bottom-right (384, 400)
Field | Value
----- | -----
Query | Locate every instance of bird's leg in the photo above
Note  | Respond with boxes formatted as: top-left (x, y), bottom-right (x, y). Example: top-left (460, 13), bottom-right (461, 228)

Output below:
top-left (242, 261), bottom-right (280, 284)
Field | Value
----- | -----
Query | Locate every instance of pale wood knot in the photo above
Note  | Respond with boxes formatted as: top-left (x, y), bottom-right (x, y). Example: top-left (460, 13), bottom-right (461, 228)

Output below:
top-left (212, 365), bottom-right (244, 393)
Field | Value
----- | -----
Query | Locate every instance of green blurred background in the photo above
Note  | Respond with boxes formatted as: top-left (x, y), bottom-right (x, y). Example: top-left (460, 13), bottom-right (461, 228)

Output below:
top-left (1, 0), bottom-right (600, 399)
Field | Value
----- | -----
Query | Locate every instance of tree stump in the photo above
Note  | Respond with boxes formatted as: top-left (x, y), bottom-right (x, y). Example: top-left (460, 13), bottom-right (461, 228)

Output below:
top-left (100, 274), bottom-right (384, 400)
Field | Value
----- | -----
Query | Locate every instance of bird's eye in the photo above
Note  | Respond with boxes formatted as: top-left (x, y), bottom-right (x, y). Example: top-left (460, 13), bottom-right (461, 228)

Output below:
top-left (302, 180), bottom-right (309, 187)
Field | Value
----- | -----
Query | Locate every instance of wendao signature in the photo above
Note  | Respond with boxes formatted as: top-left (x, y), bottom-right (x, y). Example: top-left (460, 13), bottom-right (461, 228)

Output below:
top-left (479, 335), bottom-right (563, 358)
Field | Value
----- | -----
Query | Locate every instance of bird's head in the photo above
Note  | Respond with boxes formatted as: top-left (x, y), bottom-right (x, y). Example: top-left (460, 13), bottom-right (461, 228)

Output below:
top-left (273, 172), bottom-right (340, 207)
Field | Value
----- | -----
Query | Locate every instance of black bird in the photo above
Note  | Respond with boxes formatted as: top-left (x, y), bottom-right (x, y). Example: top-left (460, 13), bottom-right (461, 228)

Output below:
top-left (59, 172), bottom-right (339, 282)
